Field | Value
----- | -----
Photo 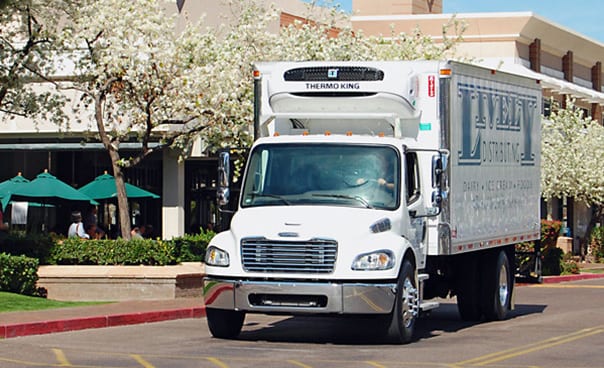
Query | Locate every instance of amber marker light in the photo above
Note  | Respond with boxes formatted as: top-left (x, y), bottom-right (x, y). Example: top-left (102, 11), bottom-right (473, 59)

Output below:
top-left (302, 131), bottom-right (309, 136)
top-left (273, 132), bottom-right (280, 136)
top-left (325, 131), bottom-right (331, 136)
top-left (253, 70), bottom-right (261, 79)
top-left (346, 131), bottom-right (353, 136)
top-left (378, 132), bottom-right (385, 137)
top-left (439, 68), bottom-right (451, 76)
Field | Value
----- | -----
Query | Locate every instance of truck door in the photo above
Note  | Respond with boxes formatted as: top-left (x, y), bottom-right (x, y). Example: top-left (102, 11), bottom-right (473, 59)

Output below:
top-left (405, 151), bottom-right (427, 262)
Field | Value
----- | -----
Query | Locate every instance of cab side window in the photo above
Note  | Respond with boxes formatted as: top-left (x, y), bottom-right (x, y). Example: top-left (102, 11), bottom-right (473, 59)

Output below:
top-left (406, 152), bottom-right (420, 204)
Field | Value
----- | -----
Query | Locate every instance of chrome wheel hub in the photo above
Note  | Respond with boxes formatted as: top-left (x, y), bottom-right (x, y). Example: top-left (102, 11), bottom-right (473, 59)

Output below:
top-left (401, 277), bottom-right (419, 328)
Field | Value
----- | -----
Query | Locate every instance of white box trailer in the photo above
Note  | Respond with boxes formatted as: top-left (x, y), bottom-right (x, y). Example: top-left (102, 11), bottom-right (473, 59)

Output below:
top-left (204, 60), bottom-right (542, 343)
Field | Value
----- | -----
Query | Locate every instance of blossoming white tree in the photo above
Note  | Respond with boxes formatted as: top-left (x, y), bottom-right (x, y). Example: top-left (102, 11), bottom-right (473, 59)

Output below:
top-left (0, 0), bottom-right (70, 123)
top-left (48, 0), bottom-right (464, 238)
top-left (541, 98), bottom-right (604, 257)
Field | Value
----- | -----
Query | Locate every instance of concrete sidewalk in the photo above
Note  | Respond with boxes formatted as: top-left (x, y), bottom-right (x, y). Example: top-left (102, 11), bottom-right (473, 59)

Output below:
top-left (1, 298), bottom-right (205, 339)
top-left (2, 266), bottom-right (604, 339)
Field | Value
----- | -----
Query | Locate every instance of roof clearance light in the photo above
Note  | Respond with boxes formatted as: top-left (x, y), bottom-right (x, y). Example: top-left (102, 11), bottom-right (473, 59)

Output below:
top-left (439, 69), bottom-right (451, 76)
top-left (273, 132), bottom-right (280, 137)
top-left (378, 132), bottom-right (385, 137)
top-left (302, 131), bottom-right (309, 136)
top-left (346, 131), bottom-right (353, 136)
top-left (253, 70), bottom-right (261, 79)
top-left (325, 131), bottom-right (331, 136)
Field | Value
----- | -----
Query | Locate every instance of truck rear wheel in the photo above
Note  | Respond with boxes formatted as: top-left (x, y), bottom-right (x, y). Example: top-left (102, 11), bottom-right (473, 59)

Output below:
top-left (384, 260), bottom-right (417, 344)
top-left (481, 250), bottom-right (511, 321)
top-left (206, 308), bottom-right (245, 339)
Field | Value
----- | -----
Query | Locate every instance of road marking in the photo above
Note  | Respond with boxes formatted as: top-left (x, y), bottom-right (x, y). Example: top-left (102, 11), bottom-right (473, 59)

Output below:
top-left (288, 359), bottom-right (314, 368)
top-left (131, 354), bottom-right (156, 368)
top-left (52, 348), bottom-right (72, 366)
top-left (454, 327), bottom-right (604, 366)
top-left (207, 356), bottom-right (230, 368)
top-left (366, 361), bottom-right (388, 368)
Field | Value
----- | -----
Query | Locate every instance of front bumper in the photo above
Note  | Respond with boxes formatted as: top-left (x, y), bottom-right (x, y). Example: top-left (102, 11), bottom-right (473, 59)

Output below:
top-left (203, 277), bottom-right (397, 314)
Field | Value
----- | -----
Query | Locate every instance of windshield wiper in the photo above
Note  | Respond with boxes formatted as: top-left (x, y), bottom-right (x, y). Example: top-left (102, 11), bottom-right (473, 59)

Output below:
top-left (250, 193), bottom-right (291, 205)
top-left (312, 194), bottom-right (374, 209)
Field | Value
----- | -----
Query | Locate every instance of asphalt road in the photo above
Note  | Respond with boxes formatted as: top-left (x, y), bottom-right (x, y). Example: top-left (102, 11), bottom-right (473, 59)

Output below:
top-left (1, 278), bottom-right (603, 368)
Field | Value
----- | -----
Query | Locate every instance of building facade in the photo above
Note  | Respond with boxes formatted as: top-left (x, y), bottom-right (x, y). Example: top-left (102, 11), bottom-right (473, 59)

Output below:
top-left (351, 0), bottom-right (604, 248)
top-left (0, 0), bottom-right (316, 239)
top-left (2, 0), bottom-right (602, 244)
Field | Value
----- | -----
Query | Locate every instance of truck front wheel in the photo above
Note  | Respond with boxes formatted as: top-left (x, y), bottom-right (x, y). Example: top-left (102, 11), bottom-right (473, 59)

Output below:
top-left (206, 308), bottom-right (245, 339)
top-left (481, 250), bottom-right (511, 321)
top-left (384, 259), bottom-right (417, 344)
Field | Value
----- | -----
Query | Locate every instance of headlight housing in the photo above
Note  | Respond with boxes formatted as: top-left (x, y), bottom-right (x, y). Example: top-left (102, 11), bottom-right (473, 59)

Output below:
top-left (205, 246), bottom-right (230, 267)
top-left (351, 250), bottom-right (395, 270)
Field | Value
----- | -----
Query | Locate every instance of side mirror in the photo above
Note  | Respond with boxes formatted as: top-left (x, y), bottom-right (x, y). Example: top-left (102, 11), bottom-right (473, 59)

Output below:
top-left (429, 151), bottom-right (448, 217)
top-left (431, 155), bottom-right (443, 188)
top-left (217, 150), bottom-right (230, 206)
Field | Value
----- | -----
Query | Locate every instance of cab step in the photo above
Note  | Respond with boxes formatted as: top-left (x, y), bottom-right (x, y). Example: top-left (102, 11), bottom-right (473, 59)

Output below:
top-left (418, 273), bottom-right (439, 312)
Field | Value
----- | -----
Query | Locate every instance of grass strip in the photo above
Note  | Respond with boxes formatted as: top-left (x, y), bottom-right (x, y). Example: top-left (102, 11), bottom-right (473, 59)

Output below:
top-left (0, 291), bottom-right (105, 313)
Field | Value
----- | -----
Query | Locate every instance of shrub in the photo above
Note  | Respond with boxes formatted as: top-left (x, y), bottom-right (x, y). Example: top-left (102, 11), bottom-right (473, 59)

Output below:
top-left (0, 253), bottom-right (39, 296)
top-left (541, 246), bottom-right (563, 276)
top-left (590, 226), bottom-right (604, 262)
top-left (49, 238), bottom-right (176, 266)
top-left (169, 229), bottom-right (215, 262)
top-left (562, 253), bottom-right (580, 274)
top-left (0, 232), bottom-right (54, 264)
top-left (541, 220), bottom-right (563, 247)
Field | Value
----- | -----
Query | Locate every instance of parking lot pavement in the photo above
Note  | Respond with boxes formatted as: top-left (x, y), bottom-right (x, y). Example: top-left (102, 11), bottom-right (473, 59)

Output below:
top-left (2, 265), bottom-right (603, 339)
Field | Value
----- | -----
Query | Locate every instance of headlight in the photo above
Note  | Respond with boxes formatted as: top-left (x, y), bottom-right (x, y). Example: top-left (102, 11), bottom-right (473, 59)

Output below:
top-left (205, 246), bottom-right (230, 267)
top-left (351, 250), bottom-right (395, 270)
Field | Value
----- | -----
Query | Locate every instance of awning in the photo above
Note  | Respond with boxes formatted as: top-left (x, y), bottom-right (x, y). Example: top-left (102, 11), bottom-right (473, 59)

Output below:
top-left (479, 61), bottom-right (604, 105)
top-left (0, 142), bottom-right (160, 151)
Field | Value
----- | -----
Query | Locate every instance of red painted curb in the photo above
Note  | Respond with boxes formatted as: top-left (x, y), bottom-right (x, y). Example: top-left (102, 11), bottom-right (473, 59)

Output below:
top-left (1, 306), bottom-right (206, 339)
top-left (542, 273), bottom-right (604, 283)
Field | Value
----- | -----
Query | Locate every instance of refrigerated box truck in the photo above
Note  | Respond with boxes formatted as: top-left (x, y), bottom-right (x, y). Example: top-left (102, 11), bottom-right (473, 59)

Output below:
top-left (203, 60), bottom-right (542, 343)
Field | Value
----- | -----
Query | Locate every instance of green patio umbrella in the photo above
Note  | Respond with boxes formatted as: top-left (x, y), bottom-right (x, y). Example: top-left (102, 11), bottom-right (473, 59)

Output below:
top-left (0, 173), bottom-right (30, 210)
top-left (3, 170), bottom-right (98, 206)
top-left (78, 173), bottom-right (159, 200)
top-left (0, 172), bottom-right (30, 195)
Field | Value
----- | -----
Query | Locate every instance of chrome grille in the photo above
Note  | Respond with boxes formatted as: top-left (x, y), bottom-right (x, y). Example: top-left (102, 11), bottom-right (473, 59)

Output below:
top-left (241, 238), bottom-right (337, 273)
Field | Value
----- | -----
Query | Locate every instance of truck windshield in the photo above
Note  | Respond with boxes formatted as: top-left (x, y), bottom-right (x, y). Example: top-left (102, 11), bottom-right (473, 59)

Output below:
top-left (241, 144), bottom-right (400, 210)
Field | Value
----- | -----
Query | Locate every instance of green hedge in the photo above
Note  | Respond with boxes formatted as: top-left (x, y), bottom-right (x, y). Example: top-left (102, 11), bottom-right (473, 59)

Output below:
top-left (171, 231), bottom-right (214, 262)
top-left (0, 229), bottom-right (215, 266)
top-left (48, 229), bottom-right (215, 266)
top-left (0, 232), bottom-right (54, 264)
top-left (49, 238), bottom-right (177, 265)
top-left (0, 253), bottom-right (39, 296)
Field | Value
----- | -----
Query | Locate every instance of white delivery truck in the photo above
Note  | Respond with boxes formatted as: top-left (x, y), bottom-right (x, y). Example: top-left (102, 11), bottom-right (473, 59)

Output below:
top-left (203, 60), bottom-right (542, 343)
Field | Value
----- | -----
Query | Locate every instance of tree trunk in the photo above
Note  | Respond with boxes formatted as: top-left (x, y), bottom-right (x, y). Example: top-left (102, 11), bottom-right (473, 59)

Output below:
top-left (94, 90), bottom-right (131, 239)
top-left (111, 156), bottom-right (132, 240)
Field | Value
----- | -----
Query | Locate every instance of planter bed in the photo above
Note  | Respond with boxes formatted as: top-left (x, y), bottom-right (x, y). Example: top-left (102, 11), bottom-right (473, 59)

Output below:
top-left (37, 263), bottom-right (205, 301)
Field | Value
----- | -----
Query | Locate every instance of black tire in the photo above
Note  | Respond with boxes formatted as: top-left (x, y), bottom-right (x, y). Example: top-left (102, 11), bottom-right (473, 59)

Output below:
top-left (384, 260), bottom-right (417, 344)
top-left (456, 256), bottom-right (482, 321)
top-left (206, 308), bottom-right (245, 339)
top-left (481, 250), bottom-right (512, 321)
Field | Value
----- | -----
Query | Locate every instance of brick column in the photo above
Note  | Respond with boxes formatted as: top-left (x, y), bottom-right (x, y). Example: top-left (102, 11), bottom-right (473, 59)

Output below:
top-left (562, 51), bottom-right (573, 82)
top-left (529, 39), bottom-right (541, 73)
top-left (592, 62), bottom-right (602, 92)
top-left (593, 62), bottom-right (603, 125)
top-left (591, 104), bottom-right (602, 125)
